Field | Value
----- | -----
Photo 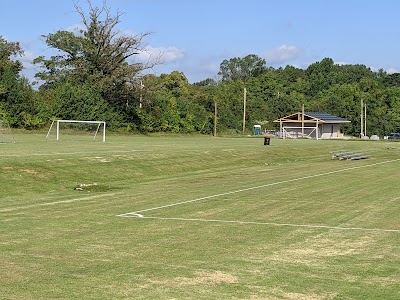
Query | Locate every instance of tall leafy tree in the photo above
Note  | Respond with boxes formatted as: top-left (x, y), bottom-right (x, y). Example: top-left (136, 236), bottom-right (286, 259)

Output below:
top-left (214, 80), bottom-right (246, 132)
top-left (0, 36), bottom-right (38, 127)
top-left (218, 54), bottom-right (267, 83)
top-left (306, 57), bottom-right (336, 96)
top-left (0, 36), bottom-right (23, 102)
top-left (34, 1), bottom-right (159, 108)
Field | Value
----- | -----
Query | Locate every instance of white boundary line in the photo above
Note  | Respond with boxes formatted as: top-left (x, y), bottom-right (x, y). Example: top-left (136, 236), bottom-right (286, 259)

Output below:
top-left (0, 150), bottom-right (145, 158)
top-left (119, 215), bottom-right (400, 233)
top-left (0, 193), bottom-right (117, 213)
top-left (117, 158), bottom-right (400, 217)
top-left (116, 158), bottom-right (400, 233)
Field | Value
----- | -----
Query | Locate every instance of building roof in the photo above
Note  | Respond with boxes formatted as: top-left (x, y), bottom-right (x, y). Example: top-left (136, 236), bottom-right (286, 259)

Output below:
top-left (304, 112), bottom-right (350, 123)
top-left (274, 112), bottom-right (350, 124)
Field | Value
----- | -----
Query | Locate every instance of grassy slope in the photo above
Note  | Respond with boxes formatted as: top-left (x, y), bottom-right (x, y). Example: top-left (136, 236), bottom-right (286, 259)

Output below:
top-left (0, 133), bottom-right (399, 299)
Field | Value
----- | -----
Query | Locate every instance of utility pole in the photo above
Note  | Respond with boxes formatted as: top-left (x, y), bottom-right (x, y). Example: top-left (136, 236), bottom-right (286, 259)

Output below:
top-left (364, 102), bottom-right (367, 137)
top-left (214, 101), bottom-right (218, 137)
top-left (139, 80), bottom-right (144, 109)
top-left (242, 87), bottom-right (247, 135)
top-left (360, 99), bottom-right (364, 137)
top-left (301, 104), bottom-right (305, 137)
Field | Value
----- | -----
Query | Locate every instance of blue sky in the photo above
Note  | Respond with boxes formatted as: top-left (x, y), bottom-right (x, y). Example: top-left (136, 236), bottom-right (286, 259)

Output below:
top-left (1, 0), bottom-right (400, 83)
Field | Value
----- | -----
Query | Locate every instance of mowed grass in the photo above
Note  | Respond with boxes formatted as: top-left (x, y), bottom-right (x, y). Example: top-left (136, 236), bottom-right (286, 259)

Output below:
top-left (1, 133), bottom-right (400, 299)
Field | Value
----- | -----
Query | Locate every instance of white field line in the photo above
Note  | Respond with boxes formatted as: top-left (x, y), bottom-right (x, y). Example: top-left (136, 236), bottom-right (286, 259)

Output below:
top-left (0, 193), bottom-right (117, 213)
top-left (0, 150), bottom-right (145, 158)
top-left (120, 215), bottom-right (400, 233)
top-left (117, 158), bottom-right (400, 218)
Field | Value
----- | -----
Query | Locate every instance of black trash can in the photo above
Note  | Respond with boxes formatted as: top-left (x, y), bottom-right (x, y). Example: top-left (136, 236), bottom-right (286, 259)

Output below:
top-left (264, 137), bottom-right (270, 146)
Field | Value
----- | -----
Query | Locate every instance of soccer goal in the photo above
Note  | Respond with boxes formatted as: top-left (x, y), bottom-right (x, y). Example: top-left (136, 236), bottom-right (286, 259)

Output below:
top-left (282, 126), bottom-right (319, 140)
top-left (0, 120), bottom-right (15, 144)
top-left (46, 120), bottom-right (106, 142)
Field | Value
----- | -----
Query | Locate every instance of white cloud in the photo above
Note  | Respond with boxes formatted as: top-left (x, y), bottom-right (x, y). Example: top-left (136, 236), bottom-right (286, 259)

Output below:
top-left (194, 62), bottom-right (219, 73)
top-left (387, 67), bottom-right (398, 74)
top-left (369, 66), bottom-right (398, 74)
top-left (12, 49), bottom-right (42, 84)
top-left (155, 46), bottom-right (185, 64)
top-left (20, 50), bottom-right (36, 63)
top-left (14, 50), bottom-right (38, 75)
top-left (134, 46), bottom-right (185, 65)
top-left (264, 44), bottom-right (303, 65)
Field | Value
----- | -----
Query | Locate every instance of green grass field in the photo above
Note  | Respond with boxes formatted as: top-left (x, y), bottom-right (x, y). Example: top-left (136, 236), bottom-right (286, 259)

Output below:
top-left (1, 133), bottom-right (400, 299)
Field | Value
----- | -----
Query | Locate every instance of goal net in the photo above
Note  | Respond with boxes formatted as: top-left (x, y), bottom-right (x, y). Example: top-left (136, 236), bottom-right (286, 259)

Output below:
top-left (46, 120), bottom-right (106, 142)
top-left (282, 126), bottom-right (319, 140)
top-left (0, 120), bottom-right (15, 144)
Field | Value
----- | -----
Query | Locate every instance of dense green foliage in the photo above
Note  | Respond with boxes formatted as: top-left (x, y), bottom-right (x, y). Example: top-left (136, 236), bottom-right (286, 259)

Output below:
top-left (0, 36), bottom-right (38, 128)
top-left (1, 2), bottom-right (400, 136)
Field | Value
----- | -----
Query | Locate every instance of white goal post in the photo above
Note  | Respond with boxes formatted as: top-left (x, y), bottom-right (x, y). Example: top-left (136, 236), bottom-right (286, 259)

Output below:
top-left (0, 120), bottom-right (15, 144)
top-left (46, 120), bottom-right (106, 142)
top-left (282, 126), bottom-right (319, 140)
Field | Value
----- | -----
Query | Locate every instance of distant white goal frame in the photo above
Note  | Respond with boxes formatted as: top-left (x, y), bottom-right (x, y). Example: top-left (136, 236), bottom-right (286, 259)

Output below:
top-left (46, 120), bottom-right (106, 142)
top-left (282, 126), bottom-right (319, 140)
top-left (0, 119), bottom-right (15, 144)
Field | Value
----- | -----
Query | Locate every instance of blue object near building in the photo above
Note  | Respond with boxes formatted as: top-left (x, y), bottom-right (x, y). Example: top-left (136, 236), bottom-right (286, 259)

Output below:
top-left (253, 125), bottom-right (261, 136)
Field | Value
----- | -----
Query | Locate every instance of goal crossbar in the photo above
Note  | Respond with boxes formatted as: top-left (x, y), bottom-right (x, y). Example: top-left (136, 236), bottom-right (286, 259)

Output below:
top-left (46, 120), bottom-right (106, 142)
top-left (282, 126), bottom-right (319, 140)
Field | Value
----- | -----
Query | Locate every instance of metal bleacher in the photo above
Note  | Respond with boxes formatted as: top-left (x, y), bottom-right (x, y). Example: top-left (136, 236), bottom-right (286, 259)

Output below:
top-left (331, 150), bottom-right (369, 160)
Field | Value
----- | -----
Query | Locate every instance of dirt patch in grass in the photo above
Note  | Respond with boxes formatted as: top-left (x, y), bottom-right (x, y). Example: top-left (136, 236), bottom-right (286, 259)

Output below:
top-left (0, 263), bottom-right (26, 283)
top-left (179, 271), bottom-right (238, 286)
top-left (283, 292), bottom-right (337, 300)
top-left (20, 169), bottom-right (39, 175)
top-left (146, 271), bottom-right (238, 288)
top-left (19, 168), bottom-right (49, 179)
top-left (2, 166), bottom-right (47, 178)
top-left (267, 232), bottom-right (377, 266)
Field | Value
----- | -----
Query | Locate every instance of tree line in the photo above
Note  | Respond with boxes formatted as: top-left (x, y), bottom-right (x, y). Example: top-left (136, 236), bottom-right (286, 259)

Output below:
top-left (1, 2), bottom-right (400, 137)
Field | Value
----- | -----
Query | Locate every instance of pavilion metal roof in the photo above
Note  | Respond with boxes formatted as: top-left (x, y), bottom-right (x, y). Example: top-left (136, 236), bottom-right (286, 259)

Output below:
top-left (304, 112), bottom-right (350, 123)
top-left (274, 112), bottom-right (350, 123)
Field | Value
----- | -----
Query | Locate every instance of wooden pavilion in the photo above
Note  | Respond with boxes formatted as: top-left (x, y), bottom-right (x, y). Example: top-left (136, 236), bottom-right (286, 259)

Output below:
top-left (274, 112), bottom-right (350, 140)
